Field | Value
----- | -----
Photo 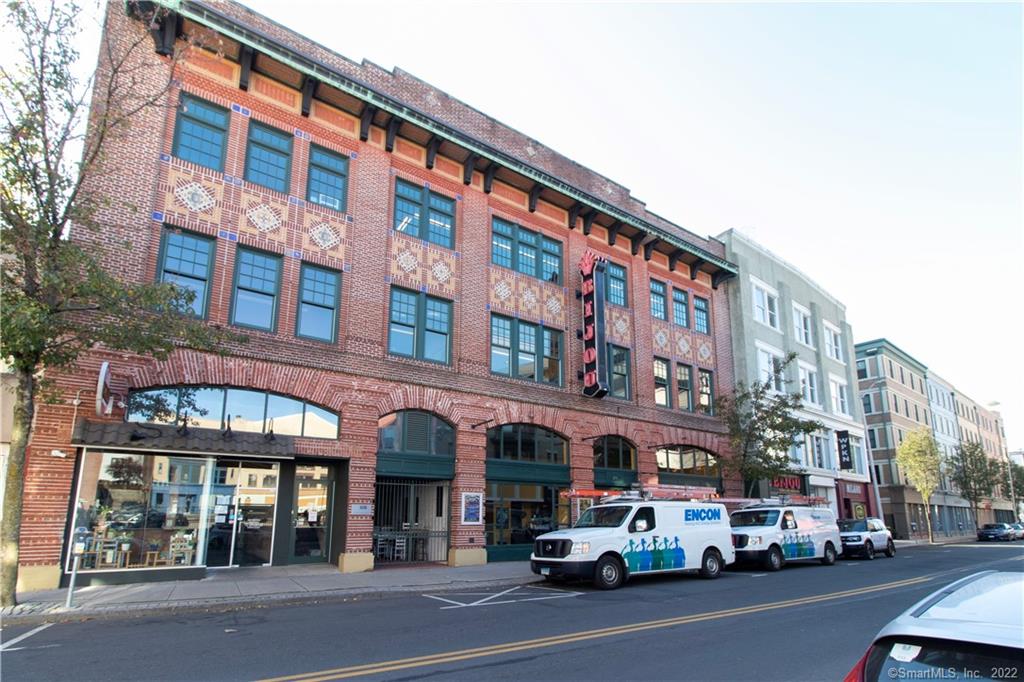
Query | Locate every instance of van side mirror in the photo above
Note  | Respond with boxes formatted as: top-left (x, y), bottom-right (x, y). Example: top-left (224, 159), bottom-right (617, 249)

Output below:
top-left (634, 519), bottom-right (648, 533)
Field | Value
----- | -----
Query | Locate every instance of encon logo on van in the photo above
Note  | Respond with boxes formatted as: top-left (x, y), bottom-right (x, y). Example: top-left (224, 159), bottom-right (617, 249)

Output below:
top-left (684, 508), bottom-right (721, 523)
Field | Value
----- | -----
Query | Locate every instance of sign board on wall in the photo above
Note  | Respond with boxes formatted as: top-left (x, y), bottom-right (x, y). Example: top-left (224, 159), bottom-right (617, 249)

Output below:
top-left (350, 503), bottom-right (373, 516)
top-left (579, 250), bottom-right (608, 399)
top-left (770, 475), bottom-right (805, 495)
top-left (837, 430), bottom-right (852, 470)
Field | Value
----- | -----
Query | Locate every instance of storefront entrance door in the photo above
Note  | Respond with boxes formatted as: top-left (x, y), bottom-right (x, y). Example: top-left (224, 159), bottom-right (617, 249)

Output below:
top-left (205, 460), bottom-right (278, 567)
top-left (290, 464), bottom-right (334, 563)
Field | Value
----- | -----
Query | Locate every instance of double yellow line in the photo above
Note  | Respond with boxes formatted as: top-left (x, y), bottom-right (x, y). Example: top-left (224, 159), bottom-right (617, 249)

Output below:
top-left (261, 575), bottom-right (934, 682)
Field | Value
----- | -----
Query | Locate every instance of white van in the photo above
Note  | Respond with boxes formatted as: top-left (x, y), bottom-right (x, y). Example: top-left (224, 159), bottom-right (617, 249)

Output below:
top-left (729, 504), bottom-right (841, 571)
top-left (530, 495), bottom-right (736, 589)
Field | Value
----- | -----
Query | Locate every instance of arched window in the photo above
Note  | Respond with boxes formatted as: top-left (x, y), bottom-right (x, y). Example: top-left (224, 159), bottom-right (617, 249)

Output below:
top-left (126, 386), bottom-right (338, 439)
top-left (378, 410), bottom-right (454, 456)
top-left (486, 424), bottom-right (567, 465)
top-left (592, 435), bottom-right (637, 471)
top-left (656, 445), bottom-right (722, 487)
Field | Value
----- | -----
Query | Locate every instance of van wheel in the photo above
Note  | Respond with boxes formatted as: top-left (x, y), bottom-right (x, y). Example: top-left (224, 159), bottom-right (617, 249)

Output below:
top-left (593, 555), bottom-right (624, 590)
top-left (821, 542), bottom-right (837, 566)
top-left (863, 541), bottom-right (875, 560)
top-left (884, 540), bottom-right (896, 558)
top-left (764, 545), bottom-right (784, 572)
top-left (699, 549), bottom-right (722, 579)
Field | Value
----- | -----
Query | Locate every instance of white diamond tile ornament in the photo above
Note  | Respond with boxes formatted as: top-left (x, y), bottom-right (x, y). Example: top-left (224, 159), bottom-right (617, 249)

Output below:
top-left (246, 203), bottom-right (282, 233)
top-left (521, 288), bottom-right (537, 308)
top-left (431, 261), bottom-right (452, 284)
top-left (698, 343), bottom-right (713, 361)
top-left (175, 181), bottom-right (215, 212)
top-left (655, 329), bottom-right (669, 349)
top-left (494, 280), bottom-right (513, 302)
top-left (545, 296), bottom-right (562, 317)
top-left (396, 250), bottom-right (419, 273)
top-left (309, 223), bottom-right (340, 250)
top-left (614, 317), bottom-right (629, 335)
top-left (677, 337), bottom-right (691, 355)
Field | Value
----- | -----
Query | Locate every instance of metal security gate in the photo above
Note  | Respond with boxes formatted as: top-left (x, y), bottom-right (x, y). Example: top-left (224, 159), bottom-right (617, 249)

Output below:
top-left (373, 478), bottom-right (449, 564)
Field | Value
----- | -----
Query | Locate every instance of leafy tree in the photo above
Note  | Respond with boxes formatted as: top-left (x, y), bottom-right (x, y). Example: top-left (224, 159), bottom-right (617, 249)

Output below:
top-left (1000, 461), bottom-right (1023, 522)
top-left (106, 457), bottom-right (144, 489)
top-left (895, 429), bottom-right (941, 543)
top-left (0, 1), bottom-right (236, 606)
top-left (716, 352), bottom-right (822, 497)
top-left (948, 441), bottom-right (1001, 530)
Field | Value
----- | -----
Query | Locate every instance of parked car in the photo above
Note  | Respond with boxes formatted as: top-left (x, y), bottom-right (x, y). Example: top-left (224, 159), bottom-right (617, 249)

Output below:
top-left (838, 518), bottom-right (895, 560)
top-left (977, 523), bottom-right (1015, 542)
top-left (730, 504), bottom-right (841, 571)
top-left (1011, 523), bottom-right (1024, 541)
top-left (844, 571), bottom-right (1023, 681)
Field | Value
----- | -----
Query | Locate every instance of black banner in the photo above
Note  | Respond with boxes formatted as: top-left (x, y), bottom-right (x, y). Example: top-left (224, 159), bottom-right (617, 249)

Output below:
top-left (837, 430), bottom-right (852, 470)
top-left (579, 250), bottom-right (608, 398)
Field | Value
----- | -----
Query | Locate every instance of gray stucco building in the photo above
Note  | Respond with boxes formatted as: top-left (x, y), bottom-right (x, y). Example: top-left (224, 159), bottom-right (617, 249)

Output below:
top-left (718, 230), bottom-right (872, 518)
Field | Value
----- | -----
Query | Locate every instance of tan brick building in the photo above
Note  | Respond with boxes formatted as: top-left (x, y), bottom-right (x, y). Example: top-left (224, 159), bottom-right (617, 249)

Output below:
top-left (15, 1), bottom-right (741, 591)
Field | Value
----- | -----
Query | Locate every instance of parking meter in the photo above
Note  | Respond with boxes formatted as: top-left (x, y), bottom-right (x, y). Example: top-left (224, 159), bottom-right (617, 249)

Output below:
top-left (65, 527), bottom-right (91, 609)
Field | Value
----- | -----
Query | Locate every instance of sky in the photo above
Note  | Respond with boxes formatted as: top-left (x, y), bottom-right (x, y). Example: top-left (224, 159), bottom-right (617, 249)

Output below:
top-left (17, 1), bottom-right (1024, 447)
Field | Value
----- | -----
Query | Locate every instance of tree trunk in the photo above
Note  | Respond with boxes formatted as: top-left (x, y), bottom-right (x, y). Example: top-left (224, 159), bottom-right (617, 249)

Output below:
top-left (1, 370), bottom-right (35, 607)
top-left (924, 497), bottom-right (934, 544)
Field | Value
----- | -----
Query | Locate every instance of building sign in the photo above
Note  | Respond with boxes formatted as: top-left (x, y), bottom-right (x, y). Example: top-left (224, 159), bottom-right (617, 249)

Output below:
top-left (95, 361), bottom-right (114, 416)
top-left (837, 430), bottom-right (852, 470)
top-left (579, 250), bottom-right (608, 399)
top-left (845, 483), bottom-right (863, 495)
top-left (770, 475), bottom-right (804, 495)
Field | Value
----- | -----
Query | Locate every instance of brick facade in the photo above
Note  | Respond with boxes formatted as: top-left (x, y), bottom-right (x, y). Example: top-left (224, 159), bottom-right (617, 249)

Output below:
top-left (17, 2), bottom-right (741, 588)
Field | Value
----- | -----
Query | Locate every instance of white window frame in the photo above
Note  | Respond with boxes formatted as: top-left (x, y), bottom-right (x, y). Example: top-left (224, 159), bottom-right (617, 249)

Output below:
top-left (829, 374), bottom-right (849, 416)
top-left (750, 276), bottom-right (780, 331)
top-left (823, 321), bottom-right (843, 363)
top-left (792, 302), bottom-right (814, 348)
top-left (798, 360), bottom-right (819, 406)
top-left (755, 340), bottom-right (785, 393)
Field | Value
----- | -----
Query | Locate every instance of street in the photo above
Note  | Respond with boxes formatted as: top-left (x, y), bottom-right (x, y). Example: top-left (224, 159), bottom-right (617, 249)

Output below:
top-left (3, 543), bottom-right (1022, 681)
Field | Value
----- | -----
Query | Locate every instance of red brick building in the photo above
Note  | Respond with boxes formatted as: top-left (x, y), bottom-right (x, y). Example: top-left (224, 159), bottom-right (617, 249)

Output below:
top-left (16, 0), bottom-right (740, 591)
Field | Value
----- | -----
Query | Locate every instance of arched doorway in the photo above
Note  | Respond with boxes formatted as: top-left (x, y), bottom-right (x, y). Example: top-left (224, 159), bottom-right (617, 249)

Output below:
top-left (374, 410), bottom-right (455, 564)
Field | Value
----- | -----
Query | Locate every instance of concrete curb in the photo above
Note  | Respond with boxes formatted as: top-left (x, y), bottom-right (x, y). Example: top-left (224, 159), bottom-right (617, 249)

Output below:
top-left (1, 574), bottom-right (546, 627)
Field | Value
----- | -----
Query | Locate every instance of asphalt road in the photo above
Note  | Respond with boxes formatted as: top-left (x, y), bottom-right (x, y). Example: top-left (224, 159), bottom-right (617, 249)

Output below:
top-left (3, 543), bottom-right (1022, 682)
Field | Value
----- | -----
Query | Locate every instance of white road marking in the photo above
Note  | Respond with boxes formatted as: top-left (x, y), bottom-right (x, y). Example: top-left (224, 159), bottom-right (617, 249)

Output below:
top-left (1, 643), bottom-right (61, 653)
top-left (423, 585), bottom-right (583, 609)
top-left (749, 574), bottom-right (767, 577)
top-left (467, 586), bottom-right (521, 606)
top-left (422, 594), bottom-right (469, 607)
top-left (1, 623), bottom-right (53, 651)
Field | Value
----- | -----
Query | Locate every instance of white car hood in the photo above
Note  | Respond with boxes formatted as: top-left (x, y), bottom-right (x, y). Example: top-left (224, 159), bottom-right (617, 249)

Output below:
top-left (535, 527), bottom-right (622, 542)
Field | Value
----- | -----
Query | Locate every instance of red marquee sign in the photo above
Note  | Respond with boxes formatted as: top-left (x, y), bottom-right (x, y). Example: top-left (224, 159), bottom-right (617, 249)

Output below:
top-left (579, 250), bottom-right (608, 398)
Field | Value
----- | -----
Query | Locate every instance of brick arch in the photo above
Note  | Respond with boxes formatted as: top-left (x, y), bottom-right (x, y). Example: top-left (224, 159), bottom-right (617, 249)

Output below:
top-left (576, 414), bottom-right (648, 446)
top-left (374, 385), bottom-right (463, 427)
top-left (122, 350), bottom-right (345, 411)
top-left (487, 400), bottom-right (575, 440)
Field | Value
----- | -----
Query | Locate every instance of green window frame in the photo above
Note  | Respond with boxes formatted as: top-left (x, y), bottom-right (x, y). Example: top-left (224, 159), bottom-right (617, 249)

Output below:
top-left (393, 178), bottom-right (455, 249)
top-left (157, 227), bottom-right (215, 319)
top-left (650, 279), bottom-right (667, 320)
top-left (606, 262), bottom-right (627, 307)
top-left (244, 121), bottom-right (293, 193)
top-left (694, 296), bottom-right (710, 334)
top-left (296, 263), bottom-right (340, 343)
top-left (672, 289), bottom-right (689, 328)
top-left (387, 287), bottom-right (452, 364)
top-left (677, 363), bottom-right (694, 412)
top-left (490, 314), bottom-right (562, 385)
top-left (306, 144), bottom-right (348, 212)
top-left (654, 357), bottom-right (671, 407)
top-left (593, 435), bottom-right (637, 470)
top-left (607, 344), bottom-right (631, 399)
top-left (485, 423), bottom-right (568, 464)
top-left (698, 369), bottom-right (714, 415)
top-left (490, 217), bottom-right (562, 284)
top-left (172, 94), bottom-right (229, 171)
top-left (230, 248), bottom-right (282, 332)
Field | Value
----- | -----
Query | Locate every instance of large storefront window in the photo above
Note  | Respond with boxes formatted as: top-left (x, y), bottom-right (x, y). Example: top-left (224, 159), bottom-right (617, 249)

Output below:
top-left (69, 450), bottom-right (279, 572)
top-left (485, 483), bottom-right (569, 547)
top-left (486, 424), bottom-right (567, 464)
top-left (126, 386), bottom-right (339, 439)
top-left (656, 445), bottom-right (723, 490)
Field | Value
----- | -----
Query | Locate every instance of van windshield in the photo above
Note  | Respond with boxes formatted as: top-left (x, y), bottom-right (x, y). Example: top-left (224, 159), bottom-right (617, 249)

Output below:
top-left (838, 519), bottom-right (868, 532)
top-left (730, 510), bottom-right (780, 527)
top-left (575, 506), bottom-right (631, 528)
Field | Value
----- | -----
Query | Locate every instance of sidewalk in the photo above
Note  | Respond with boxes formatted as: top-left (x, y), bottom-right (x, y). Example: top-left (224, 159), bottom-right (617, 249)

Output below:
top-left (1, 562), bottom-right (541, 624)
top-left (893, 533), bottom-right (978, 547)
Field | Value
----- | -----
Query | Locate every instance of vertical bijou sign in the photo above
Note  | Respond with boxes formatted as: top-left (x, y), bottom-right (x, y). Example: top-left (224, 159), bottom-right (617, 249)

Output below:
top-left (579, 250), bottom-right (609, 398)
